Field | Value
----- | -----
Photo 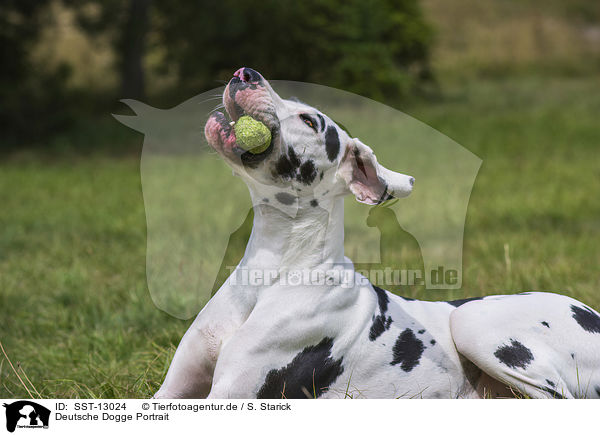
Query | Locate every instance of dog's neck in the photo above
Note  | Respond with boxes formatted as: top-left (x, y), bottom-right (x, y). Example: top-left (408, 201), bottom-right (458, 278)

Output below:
top-left (240, 195), bottom-right (346, 272)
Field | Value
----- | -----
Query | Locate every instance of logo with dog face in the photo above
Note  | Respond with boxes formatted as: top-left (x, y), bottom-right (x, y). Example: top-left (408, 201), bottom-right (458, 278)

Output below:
top-left (2, 401), bottom-right (50, 432)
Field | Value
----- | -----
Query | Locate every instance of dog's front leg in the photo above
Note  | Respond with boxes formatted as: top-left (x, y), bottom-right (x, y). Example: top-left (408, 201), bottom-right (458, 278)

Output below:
top-left (153, 284), bottom-right (252, 398)
top-left (153, 322), bottom-right (218, 398)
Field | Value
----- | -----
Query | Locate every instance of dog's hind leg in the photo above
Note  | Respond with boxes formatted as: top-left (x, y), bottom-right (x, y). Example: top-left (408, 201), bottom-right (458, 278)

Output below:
top-left (449, 292), bottom-right (600, 398)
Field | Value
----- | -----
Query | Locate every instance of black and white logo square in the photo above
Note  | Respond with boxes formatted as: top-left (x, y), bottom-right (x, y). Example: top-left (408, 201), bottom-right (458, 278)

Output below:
top-left (3, 401), bottom-right (50, 433)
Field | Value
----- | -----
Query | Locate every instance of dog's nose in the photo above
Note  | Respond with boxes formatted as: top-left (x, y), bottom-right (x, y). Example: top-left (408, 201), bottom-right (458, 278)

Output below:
top-left (409, 177), bottom-right (415, 187)
top-left (233, 67), bottom-right (261, 83)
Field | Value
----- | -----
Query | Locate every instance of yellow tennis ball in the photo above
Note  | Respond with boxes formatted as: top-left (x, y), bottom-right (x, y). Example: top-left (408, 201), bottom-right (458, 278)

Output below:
top-left (233, 116), bottom-right (272, 154)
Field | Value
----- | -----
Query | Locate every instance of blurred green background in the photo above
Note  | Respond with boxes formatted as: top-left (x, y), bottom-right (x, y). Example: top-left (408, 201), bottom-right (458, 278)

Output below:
top-left (1, 0), bottom-right (599, 398)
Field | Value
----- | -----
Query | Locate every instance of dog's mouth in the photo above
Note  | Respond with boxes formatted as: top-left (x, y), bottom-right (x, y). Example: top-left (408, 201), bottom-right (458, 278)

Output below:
top-left (205, 67), bottom-right (279, 167)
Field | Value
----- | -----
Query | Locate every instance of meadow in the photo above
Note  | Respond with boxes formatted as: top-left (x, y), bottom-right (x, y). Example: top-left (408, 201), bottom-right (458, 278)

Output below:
top-left (1, 75), bottom-right (599, 398)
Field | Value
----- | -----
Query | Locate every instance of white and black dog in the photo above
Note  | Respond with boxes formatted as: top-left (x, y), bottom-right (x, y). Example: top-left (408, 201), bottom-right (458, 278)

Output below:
top-left (154, 67), bottom-right (600, 399)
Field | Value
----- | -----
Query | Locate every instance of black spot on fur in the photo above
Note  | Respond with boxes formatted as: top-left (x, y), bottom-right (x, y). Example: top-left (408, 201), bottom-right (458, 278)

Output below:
top-left (571, 304), bottom-right (600, 333)
top-left (445, 297), bottom-right (483, 307)
top-left (430, 339), bottom-right (436, 345)
top-left (375, 184), bottom-right (389, 205)
top-left (546, 379), bottom-right (555, 387)
top-left (297, 160), bottom-right (317, 185)
top-left (262, 198), bottom-right (269, 203)
top-left (541, 386), bottom-right (565, 399)
top-left (369, 315), bottom-right (392, 341)
top-left (418, 329), bottom-right (425, 334)
top-left (494, 339), bottom-right (534, 369)
top-left (571, 353), bottom-right (575, 359)
top-left (310, 199), bottom-right (319, 207)
top-left (541, 321), bottom-right (550, 328)
top-left (275, 156), bottom-right (295, 178)
top-left (391, 328), bottom-right (425, 372)
top-left (275, 192), bottom-right (296, 205)
top-left (369, 285), bottom-right (392, 341)
top-left (256, 337), bottom-right (344, 399)
top-left (595, 386), bottom-right (600, 397)
top-left (288, 146), bottom-right (301, 167)
top-left (372, 285), bottom-right (389, 313)
top-left (325, 126), bottom-right (340, 161)
top-left (316, 114), bottom-right (325, 132)
top-left (275, 148), bottom-right (301, 179)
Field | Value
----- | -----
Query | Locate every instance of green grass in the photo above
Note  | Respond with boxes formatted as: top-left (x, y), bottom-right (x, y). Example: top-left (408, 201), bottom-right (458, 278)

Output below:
top-left (0, 155), bottom-right (179, 397)
top-left (406, 77), bottom-right (600, 301)
top-left (1, 75), bottom-right (599, 398)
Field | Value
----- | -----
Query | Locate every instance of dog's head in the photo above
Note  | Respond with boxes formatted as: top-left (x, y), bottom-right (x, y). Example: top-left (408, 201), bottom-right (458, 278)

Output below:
top-left (205, 67), bottom-right (414, 207)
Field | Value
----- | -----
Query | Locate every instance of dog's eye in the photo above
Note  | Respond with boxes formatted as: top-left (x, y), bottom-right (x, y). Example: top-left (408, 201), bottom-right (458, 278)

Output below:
top-left (299, 114), bottom-right (317, 132)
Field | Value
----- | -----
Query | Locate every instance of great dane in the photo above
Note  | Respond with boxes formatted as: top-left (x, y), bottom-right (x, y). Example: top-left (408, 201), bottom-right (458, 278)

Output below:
top-left (154, 67), bottom-right (600, 399)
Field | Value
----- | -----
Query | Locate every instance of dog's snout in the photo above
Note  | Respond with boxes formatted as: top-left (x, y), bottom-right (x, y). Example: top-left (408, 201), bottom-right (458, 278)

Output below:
top-left (233, 67), bottom-right (261, 83)
top-left (409, 177), bottom-right (415, 187)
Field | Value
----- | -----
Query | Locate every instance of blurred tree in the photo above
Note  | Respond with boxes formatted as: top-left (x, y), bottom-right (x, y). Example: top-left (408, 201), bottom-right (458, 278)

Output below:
top-left (0, 0), bottom-right (73, 147)
top-left (68, 0), bottom-right (151, 100)
top-left (119, 0), bottom-right (151, 99)
top-left (153, 0), bottom-right (433, 101)
top-left (1, 0), bottom-right (433, 147)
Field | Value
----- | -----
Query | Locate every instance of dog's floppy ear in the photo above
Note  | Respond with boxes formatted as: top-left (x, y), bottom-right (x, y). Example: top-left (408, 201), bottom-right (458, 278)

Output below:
top-left (337, 138), bottom-right (414, 205)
